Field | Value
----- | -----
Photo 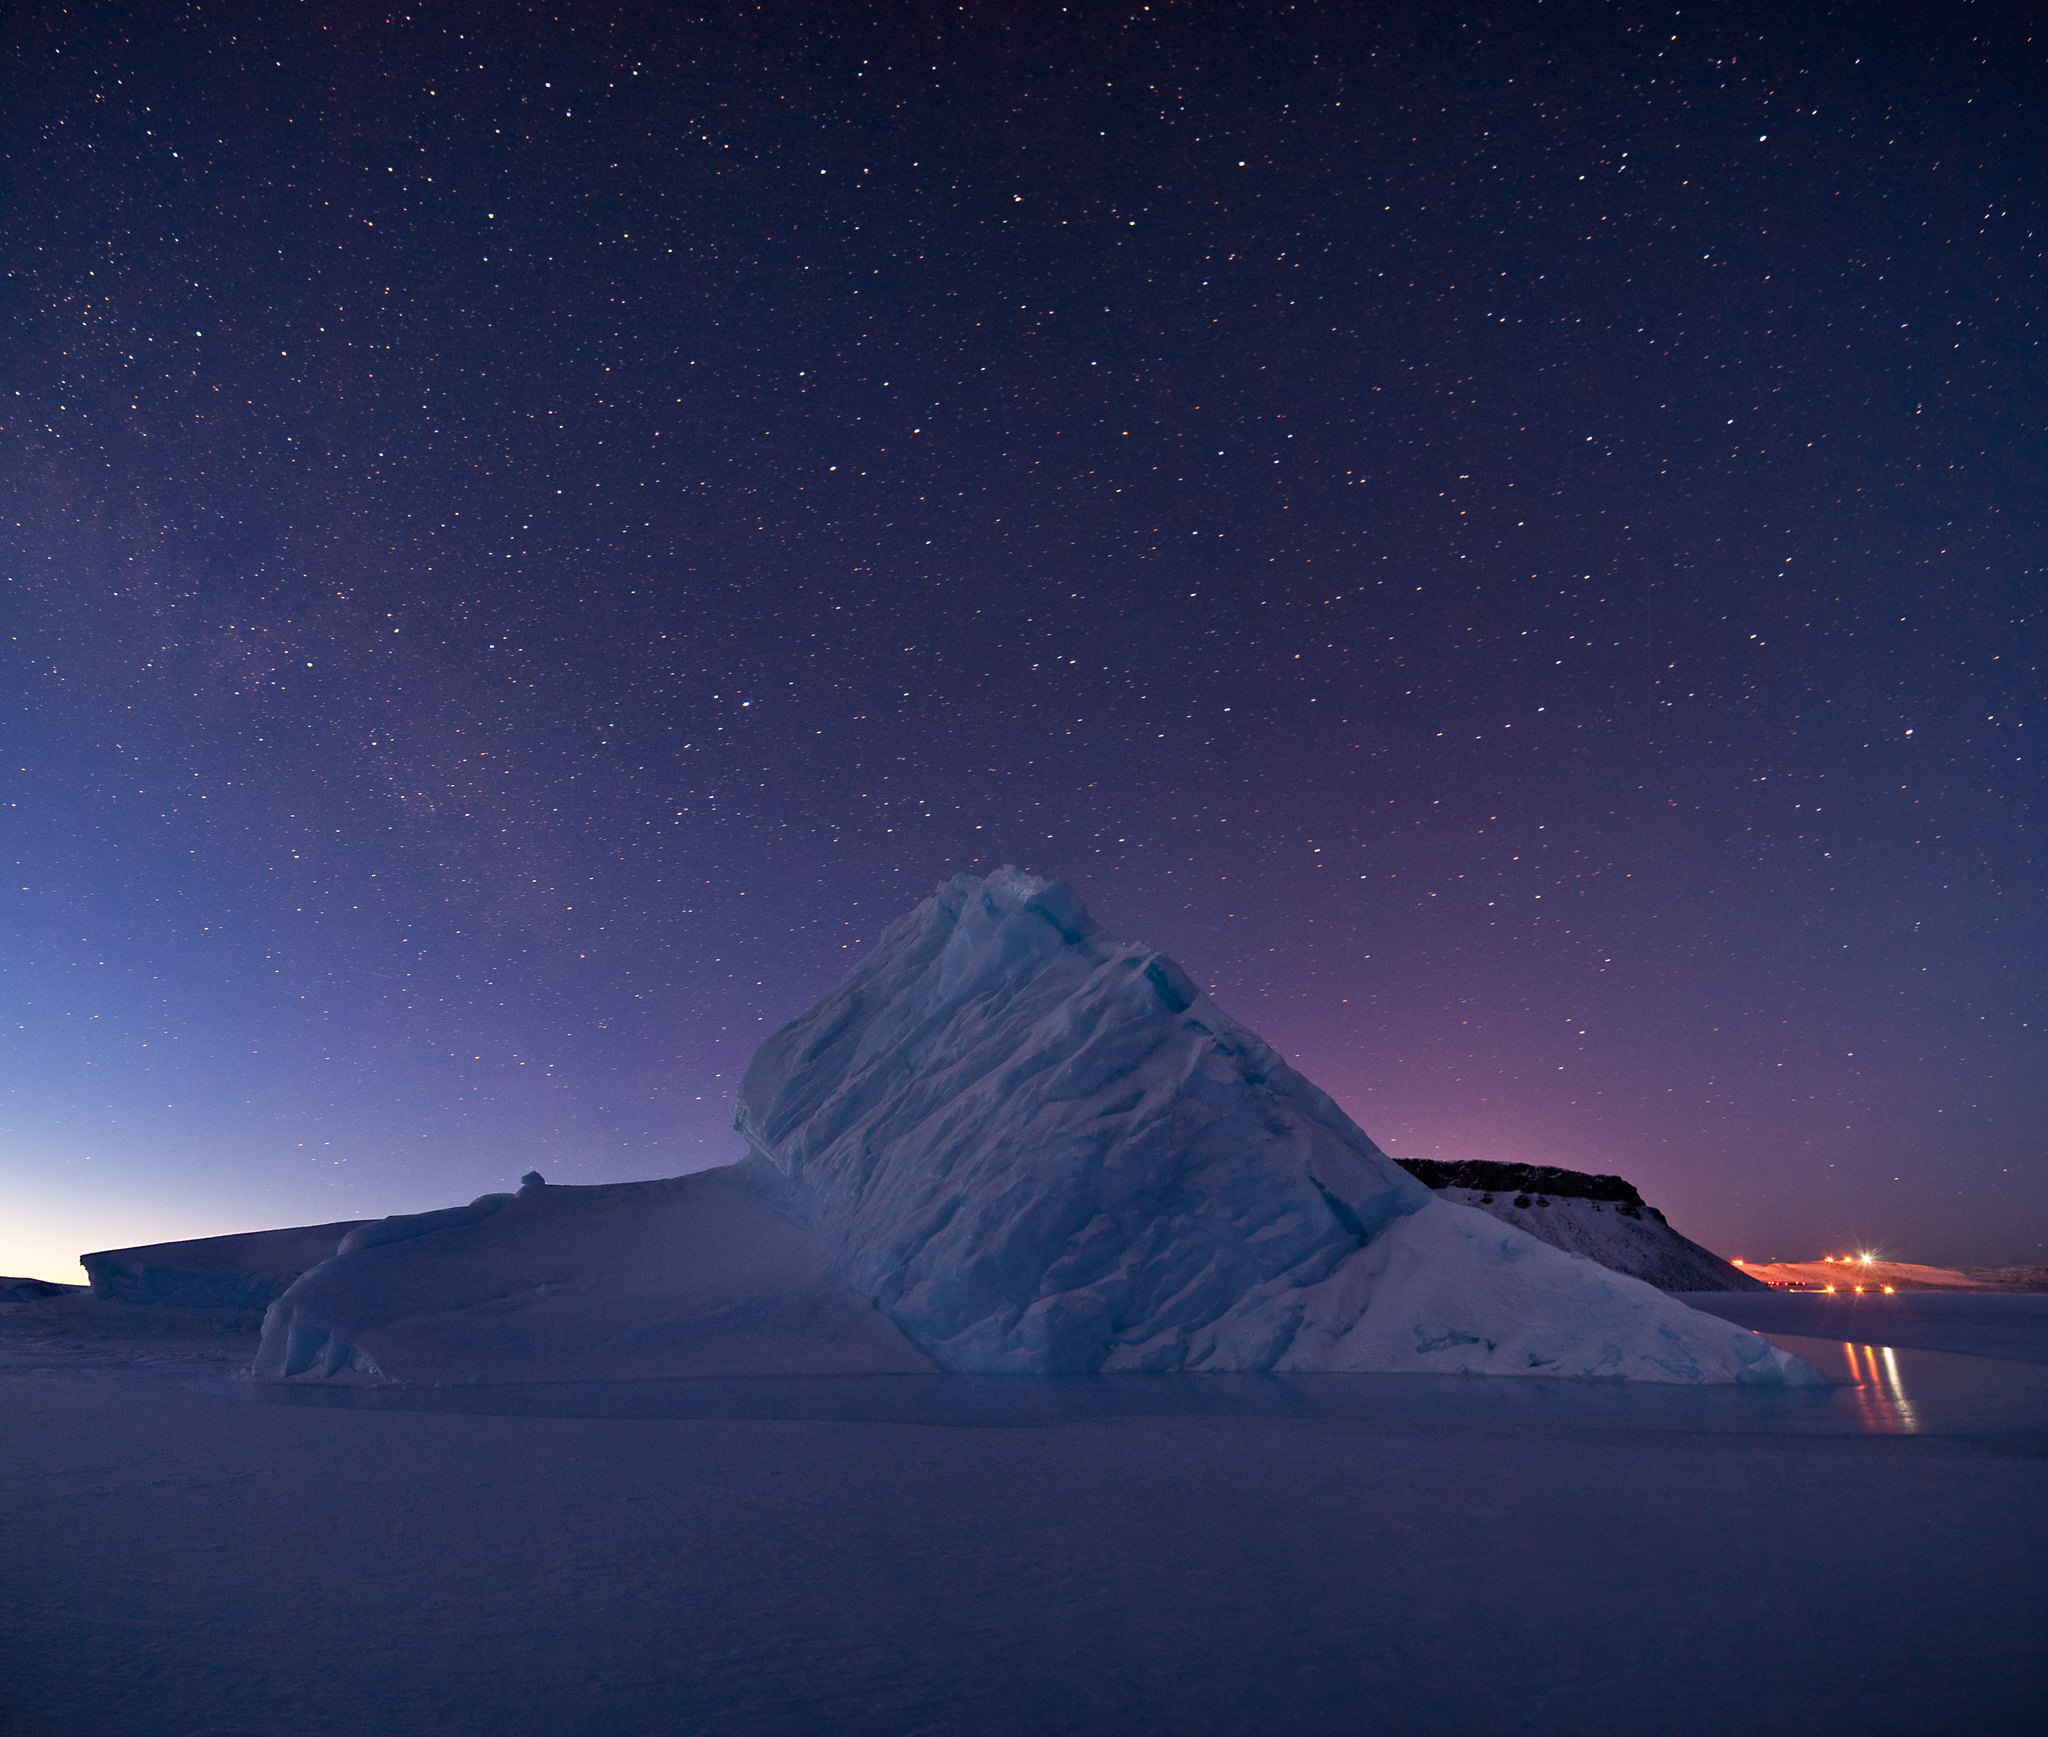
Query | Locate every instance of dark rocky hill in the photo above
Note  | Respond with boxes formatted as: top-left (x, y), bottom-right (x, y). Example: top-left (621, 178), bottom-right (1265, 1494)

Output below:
top-left (1392, 1159), bottom-right (1765, 1293)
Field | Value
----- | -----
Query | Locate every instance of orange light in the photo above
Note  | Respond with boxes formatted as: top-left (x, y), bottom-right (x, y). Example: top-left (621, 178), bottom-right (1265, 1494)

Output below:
top-left (1825, 1285), bottom-right (1836, 1293)
top-left (1883, 1286), bottom-right (1895, 1294)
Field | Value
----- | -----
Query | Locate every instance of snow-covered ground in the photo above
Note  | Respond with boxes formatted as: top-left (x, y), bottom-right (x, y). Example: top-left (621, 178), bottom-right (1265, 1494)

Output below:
top-left (2, 1296), bottom-right (2042, 1737)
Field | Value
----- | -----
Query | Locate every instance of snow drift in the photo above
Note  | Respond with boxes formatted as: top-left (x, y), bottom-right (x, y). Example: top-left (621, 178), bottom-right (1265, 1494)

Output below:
top-left (253, 867), bottom-right (1815, 1386)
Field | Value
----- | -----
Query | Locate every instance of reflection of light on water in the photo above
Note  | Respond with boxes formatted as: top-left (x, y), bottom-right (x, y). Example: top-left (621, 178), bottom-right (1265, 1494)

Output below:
top-left (1881, 1345), bottom-right (1918, 1431)
top-left (1841, 1341), bottom-right (1917, 1432)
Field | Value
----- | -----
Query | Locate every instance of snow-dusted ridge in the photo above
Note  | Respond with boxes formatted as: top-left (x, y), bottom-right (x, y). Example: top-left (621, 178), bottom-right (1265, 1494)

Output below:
top-left (1391, 1161), bottom-right (1766, 1293)
top-left (251, 867), bottom-right (1818, 1386)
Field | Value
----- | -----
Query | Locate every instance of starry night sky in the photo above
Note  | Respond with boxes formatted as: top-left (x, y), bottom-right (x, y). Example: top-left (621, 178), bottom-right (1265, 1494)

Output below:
top-left (4, 0), bottom-right (2042, 1280)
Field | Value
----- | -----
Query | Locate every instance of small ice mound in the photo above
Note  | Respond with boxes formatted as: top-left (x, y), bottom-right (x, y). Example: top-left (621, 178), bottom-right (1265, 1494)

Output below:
top-left (1278, 1199), bottom-right (1823, 1383)
top-left (252, 1161), bottom-right (934, 1384)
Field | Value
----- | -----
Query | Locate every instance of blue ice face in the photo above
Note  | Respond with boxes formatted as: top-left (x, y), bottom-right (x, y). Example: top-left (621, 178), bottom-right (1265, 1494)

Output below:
top-left (737, 867), bottom-right (1427, 1374)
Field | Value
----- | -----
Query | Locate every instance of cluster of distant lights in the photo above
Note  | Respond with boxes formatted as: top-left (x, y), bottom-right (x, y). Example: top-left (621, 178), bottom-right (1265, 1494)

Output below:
top-left (1729, 1253), bottom-right (1897, 1293)
top-left (1815, 1253), bottom-right (1897, 1293)
top-left (1728, 1253), bottom-right (1900, 1294)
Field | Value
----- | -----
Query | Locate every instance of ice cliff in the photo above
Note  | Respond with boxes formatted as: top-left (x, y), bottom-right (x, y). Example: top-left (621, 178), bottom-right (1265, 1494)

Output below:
top-left (82, 1221), bottom-right (367, 1311)
top-left (251, 867), bottom-right (1816, 1386)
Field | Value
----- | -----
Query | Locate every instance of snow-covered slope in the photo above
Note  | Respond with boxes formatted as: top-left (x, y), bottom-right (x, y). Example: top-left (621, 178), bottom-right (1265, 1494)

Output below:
top-left (738, 868), bottom-right (1814, 1384)
top-left (1390, 1160), bottom-right (1765, 1292)
top-left (253, 1165), bottom-right (932, 1383)
top-left (1434, 1187), bottom-right (1761, 1290)
top-left (1274, 1198), bottom-right (1792, 1380)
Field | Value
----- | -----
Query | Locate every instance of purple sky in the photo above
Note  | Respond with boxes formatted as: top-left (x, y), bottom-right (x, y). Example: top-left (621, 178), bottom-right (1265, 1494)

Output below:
top-left (4, 0), bottom-right (2041, 1279)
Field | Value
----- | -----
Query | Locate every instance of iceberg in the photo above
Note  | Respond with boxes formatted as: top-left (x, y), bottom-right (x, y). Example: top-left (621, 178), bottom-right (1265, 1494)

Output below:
top-left (733, 867), bottom-right (1432, 1373)
top-left (252, 867), bottom-right (1816, 1386)
top-left (736, 867), bottom-right (1813, 1384)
